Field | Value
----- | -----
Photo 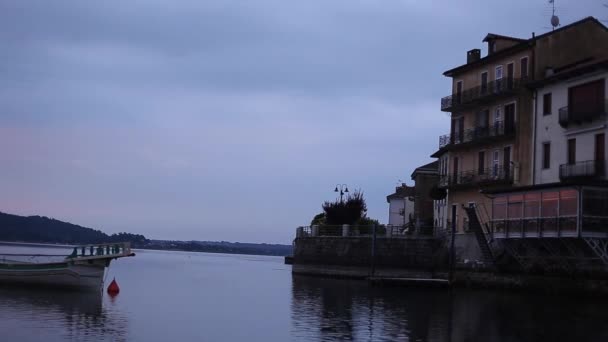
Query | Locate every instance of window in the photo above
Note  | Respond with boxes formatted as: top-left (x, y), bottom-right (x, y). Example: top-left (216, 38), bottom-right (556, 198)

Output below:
top-left (568, 138), bottom-right (576, 165)
top-left (542, 142), bottom-right (551, 169)
top-left (478, 151), bottom-right (485, 175)
top-left (481, 72), bottom-right (488, 94)
top-left (495, 66), bottom-right (503, 92)
top-left (543, 93), bottom-right (552, 115)
top-left (569, 79), bottom-right (605, 117)
top-left (521, 57), bottom-right (529, 78)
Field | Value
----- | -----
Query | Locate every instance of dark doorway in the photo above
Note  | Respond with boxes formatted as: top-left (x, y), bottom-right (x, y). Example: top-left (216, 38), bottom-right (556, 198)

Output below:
top-left (596, 133), bottom-right (605, 176)
top-left (503, 146), bottom-right (511, 179)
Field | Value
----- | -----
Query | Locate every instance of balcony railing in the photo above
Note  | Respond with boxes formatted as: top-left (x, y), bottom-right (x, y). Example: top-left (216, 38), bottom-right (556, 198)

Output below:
top-left (559, 160), bottom-right (606, 180)
top-left (438, 120), bottom-right (515, 149)
top-left (439, 165), bottom-right (513, 189)
top-left (441, 77), bottom-right (528, 111)
top-left (558, 99), bottom-right (607, 128)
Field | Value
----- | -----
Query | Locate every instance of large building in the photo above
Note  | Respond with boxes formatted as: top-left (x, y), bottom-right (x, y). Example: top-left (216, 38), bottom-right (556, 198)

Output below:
top-left (433, 17), bottom-right (608, 241)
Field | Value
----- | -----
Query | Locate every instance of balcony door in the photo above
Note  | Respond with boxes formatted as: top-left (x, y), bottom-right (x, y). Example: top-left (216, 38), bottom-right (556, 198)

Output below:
top-left (507, 63), bottom-right (514, 89)
top-left (504, 103), bottom-right (515, 135)
top-left (503, 146), bottom-right (511, 179)
top-left (494, 107), bottom-right (502, 136)
top-left (492, 150), bottom-right (500, 178)
top-left (476, 110), bottom-right (489, 138)
top-left (456, 81), bottom-right (463, 105)
top-left (453, 157), bottom-right (459, 184)
top-left (596, 133), bottom-right (605, 176)
top-left (567, 138), bottom-right (576, 165)
top-left (451, 116), bottom-right (464, 144)
top-left (481, 72), bottom-right (488, 95)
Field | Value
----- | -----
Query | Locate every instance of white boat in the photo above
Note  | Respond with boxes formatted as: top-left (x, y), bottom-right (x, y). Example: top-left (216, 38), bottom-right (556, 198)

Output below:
top-left (0, 242), bottom-right (134, 291)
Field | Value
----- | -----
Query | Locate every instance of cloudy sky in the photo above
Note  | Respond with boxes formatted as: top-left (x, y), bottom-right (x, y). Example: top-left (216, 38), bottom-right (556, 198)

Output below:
top-left (0, 0), bottom-right (604, 244)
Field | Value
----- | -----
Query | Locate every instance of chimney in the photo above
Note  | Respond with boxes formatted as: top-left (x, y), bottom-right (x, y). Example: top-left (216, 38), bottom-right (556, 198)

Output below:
top-left (467, 49), bottom-right (481, 64)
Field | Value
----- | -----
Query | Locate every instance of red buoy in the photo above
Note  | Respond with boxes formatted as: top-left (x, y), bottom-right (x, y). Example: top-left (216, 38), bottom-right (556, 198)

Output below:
top-left (107, 278), bottom-right (120, 295)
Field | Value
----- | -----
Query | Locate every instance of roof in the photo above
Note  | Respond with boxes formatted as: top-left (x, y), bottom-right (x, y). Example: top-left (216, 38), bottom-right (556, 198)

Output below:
top-left (482, 33), bottom-right (526, 43)
top-left (443, 17), bottom-right (608, 77)
top-left (410, 161), bottom-right (438, 180)
top-left (527, 58), bottom-right (608, 88)
top-left (386, 185), bottom-right (416, 202)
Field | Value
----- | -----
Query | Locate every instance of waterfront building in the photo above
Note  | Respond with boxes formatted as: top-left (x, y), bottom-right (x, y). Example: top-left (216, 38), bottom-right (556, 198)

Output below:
top-left (483, 58), bottom-right (608, 271)
top-left (387, 183), bottom-right (415, 226)
top-left (432, 17), bottom-right (608, 263)
top-left (387, 161), bottom-right (438, 230)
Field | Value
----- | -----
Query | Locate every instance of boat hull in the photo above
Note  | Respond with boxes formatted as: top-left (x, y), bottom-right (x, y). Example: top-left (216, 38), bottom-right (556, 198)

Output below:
top-left (0, 261), bottom-right (107, 291)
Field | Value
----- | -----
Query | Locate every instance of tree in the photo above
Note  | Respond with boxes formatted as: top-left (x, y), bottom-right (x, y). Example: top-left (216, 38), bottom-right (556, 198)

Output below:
top-left (310, 213), bottom-right (326, 226)
top-left (321, 190), bottom-right (368, 225)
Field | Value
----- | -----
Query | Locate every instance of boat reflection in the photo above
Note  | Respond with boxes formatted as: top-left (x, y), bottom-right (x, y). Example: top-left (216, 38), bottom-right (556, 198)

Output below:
top-left (0, 286), bottom-right (129, 341)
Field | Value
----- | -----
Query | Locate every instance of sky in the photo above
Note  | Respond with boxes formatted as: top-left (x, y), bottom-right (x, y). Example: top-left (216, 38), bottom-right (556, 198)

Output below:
top-left (0, 0), bottom-right (605, 244)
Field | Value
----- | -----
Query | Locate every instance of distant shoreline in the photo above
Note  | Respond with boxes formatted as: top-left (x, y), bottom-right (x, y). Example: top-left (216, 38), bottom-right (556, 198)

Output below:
top-left (0, 241), bottom-right (292, 257)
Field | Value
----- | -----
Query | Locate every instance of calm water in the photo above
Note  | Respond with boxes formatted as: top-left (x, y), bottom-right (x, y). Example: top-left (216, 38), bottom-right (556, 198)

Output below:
top-left (2, 248), bottom-right (608, 341)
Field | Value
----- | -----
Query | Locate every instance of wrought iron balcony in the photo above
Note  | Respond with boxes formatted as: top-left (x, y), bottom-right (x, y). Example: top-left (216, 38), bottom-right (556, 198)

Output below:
top-left (558, 99), bottom-right (607, 128)
top-left (439, 165), bottom-right (513, 190)
top-left (559, 160), bottom-right (606, 181)
top-left (437, 120), bottom-right (515, 149)
top-left (441, 77), bottom-right (528, 112)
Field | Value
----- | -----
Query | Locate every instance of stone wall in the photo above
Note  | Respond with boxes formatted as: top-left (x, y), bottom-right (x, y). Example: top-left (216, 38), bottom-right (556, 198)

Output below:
top-left (293, 237), bottom-right (448, 270)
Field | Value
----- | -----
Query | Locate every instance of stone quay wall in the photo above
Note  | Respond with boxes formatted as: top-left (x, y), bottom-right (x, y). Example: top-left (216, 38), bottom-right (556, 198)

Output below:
top-left (293, 236), bottom-right (448, 271)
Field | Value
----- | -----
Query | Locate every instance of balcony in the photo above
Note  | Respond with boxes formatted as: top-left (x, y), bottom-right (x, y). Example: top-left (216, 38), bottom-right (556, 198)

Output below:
top-left (439, 165), bottom-right (513, 190)
top-left (559, 160), bottom-right (606, 181)
top-left (558, 99), bottom-right (607, 128)
top-left (441, 77), bottom-right (528, 112)
top-left (437, 120), bottom-right (515, 150)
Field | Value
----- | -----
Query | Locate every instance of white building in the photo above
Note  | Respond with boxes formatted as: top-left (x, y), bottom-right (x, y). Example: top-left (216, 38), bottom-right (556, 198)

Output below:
top-left (533, 61), bottom-right (608, 184)
top-left (386, 184), bottom-right (415, 226)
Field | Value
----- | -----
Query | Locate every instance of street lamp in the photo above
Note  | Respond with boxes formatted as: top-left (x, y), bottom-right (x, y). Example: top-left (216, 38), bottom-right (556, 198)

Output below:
top-left (334, 184), bottom-right (349, 202)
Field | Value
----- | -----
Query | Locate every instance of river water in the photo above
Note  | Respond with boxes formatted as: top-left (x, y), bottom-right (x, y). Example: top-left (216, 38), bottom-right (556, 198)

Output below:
top-left (2, 247), bottom-right (608, 341)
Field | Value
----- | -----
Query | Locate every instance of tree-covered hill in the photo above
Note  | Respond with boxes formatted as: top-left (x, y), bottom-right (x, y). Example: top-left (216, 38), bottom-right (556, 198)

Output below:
top-left (0, 211), bottom-right (148, 246)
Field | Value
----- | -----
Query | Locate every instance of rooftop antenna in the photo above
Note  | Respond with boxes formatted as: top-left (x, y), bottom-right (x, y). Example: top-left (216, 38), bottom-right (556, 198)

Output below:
top-left (549, 0), bottom-right (560, 30)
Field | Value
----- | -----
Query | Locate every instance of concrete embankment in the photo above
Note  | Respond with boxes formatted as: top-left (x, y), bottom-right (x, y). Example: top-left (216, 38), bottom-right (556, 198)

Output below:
top-left (292, 235), bottom-right (608, 294)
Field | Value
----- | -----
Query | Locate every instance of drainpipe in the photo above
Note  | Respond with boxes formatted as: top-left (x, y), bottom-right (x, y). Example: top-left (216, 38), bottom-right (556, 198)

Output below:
top-left (532, 89), bottom-right (538, 185)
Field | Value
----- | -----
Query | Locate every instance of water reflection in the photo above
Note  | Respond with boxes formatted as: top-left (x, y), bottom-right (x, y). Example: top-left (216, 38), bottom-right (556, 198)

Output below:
top-left (292, 275), bottom-right (608, 342)
top-left (0, 287), bottom-right (129, 341)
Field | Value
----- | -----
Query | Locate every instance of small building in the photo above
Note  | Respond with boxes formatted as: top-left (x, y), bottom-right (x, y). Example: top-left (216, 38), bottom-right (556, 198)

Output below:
top-left (386, 161), bottom-right (439, 231)
top-left (386, 184), bottom-right (415, 226)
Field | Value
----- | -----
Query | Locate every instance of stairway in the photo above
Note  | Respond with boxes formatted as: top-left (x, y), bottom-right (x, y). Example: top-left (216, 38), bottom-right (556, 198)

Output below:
top-left (463, 206), bottom-right (494, 265)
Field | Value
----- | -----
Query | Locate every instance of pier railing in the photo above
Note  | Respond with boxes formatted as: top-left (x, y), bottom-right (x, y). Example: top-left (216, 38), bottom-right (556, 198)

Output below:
top-left (296, 224), bottom-right (440, 239)
top-left (66, 242), bottom-right (132, 260)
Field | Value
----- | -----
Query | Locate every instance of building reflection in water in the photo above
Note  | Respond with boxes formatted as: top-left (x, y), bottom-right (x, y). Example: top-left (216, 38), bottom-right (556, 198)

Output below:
top-left (291, 275), bottom-right (608, 342)
top-left (0, 286), bottom-right (129, 341)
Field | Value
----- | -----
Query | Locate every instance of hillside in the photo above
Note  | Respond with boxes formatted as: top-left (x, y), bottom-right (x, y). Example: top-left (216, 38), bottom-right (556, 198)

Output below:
top-left (0, 212), bottom-right (292, 256)
top-left (0, 211), bottom-right (148, 247)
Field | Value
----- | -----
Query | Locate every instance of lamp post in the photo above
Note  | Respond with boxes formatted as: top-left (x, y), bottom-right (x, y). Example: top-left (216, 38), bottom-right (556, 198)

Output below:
top-left (334, 184), bottom-right (349, 202)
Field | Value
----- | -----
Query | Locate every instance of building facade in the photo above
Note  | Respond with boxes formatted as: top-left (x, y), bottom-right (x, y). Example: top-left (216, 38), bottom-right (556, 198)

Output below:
top-left (387, 184), bottom-right (415, 226)
top-left (433, 17), bottom-right (608, 239)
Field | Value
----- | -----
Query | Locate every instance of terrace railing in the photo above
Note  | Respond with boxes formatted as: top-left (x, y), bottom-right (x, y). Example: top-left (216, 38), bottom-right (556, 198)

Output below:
top-left (439, 165), bottom-right (513, 189)
top-left (295, 224), bottom-right (439, 239)
top-left (438, 120), bottom-right (514, 149)
top-left (558, 99), bottom-right (607, 128)
top-left (441, 77), bottom-right (528, 111)
top-left (559, 160), bottom-right (606, 181)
